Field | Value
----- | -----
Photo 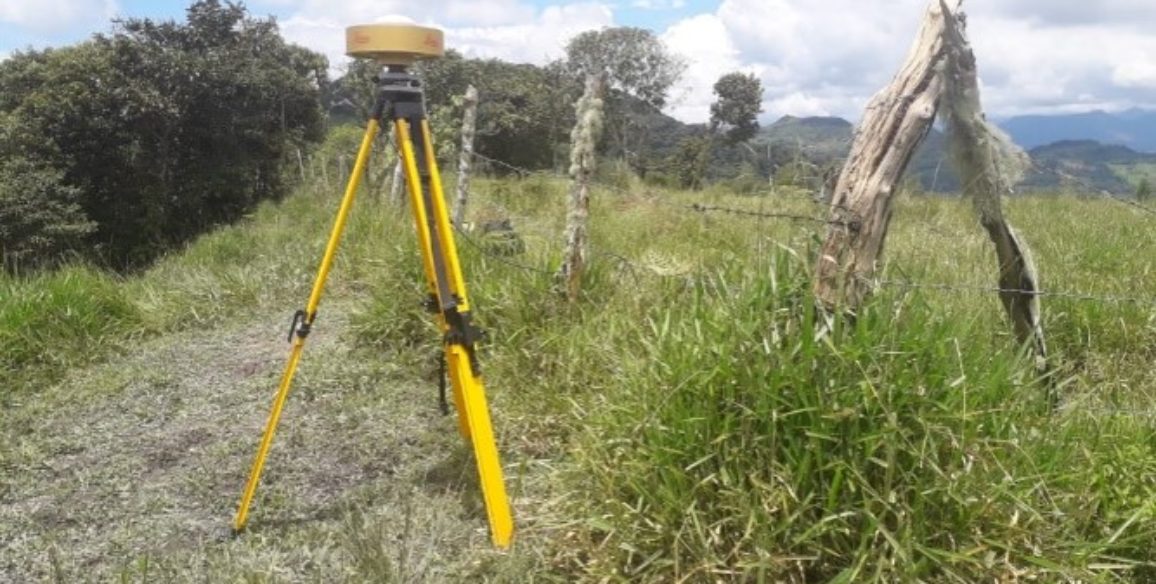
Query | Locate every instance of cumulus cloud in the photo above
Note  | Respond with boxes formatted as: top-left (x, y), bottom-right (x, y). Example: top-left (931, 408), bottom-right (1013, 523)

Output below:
top-left (272, 0), bottom-right (612, 77)
top-left (0, 0), bottom-right (116, 33)
top-left (657, 0), bottom-right (1156, 123)
top-left (661, 13), bottom-right (753, 123)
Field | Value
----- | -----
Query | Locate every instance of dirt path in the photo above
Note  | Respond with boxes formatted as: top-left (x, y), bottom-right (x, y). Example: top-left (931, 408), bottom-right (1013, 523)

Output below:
top-left (0, 305), bottom-right (509, 582)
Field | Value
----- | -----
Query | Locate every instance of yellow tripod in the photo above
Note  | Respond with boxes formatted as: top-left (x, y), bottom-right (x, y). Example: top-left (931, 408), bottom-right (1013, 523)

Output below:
top-left (233, 24), bottom-right (514, 548)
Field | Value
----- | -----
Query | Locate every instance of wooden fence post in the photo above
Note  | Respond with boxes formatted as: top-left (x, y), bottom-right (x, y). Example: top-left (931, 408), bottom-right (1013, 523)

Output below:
top-left (939, 0), bottom-right (1048, 366)
top-left (559, 74), bottom-right (604, 302)
top-left (813, 0), bottom-right (1049, 378)
top-left (813, 0), bottom-right (957, 312)
top-left (453, 85), bottom-right (479, 229)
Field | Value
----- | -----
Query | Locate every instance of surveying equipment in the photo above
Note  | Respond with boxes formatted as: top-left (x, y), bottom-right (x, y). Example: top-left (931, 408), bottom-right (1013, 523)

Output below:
top-left (232, 23), bottom-right (514, 548)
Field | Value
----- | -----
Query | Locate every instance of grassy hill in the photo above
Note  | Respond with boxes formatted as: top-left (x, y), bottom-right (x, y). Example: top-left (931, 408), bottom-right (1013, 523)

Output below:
top-left (3, 171), bottom-right (1156, 581)
top-left (1022, 139), bottom-right (1156, 193)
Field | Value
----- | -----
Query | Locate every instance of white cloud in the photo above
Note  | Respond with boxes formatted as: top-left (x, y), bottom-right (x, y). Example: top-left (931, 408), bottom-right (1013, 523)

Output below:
top-left (1114, 62), bottom-right (1156, 89)
top-left (657, 0), bottom-right (1156, 122)
top-left (275, 0), bottom-right (612, 77)
top-left (631, 0), bottom-right (687, 9)
top-left (661, 13), bottom-right (759, 123)
top-left (0, 0), bottom-right (116, 33)
top-left (448, 3), bottom-right (613, 64)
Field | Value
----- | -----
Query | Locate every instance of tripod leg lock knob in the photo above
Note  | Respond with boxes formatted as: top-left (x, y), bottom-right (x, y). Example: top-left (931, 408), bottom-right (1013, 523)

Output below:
top-left (287, 309), bottom-right (313, 343)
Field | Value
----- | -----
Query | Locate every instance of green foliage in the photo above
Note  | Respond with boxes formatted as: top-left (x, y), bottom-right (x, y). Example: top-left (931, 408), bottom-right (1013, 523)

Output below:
top-left (672, 135), bottom-right (711, 190)
top-left (774, 159), bottom-right (820, 189)
top-left (0, 0), bottom-right (325, 270)
top-left (719, 163), bottom-right (768, 195)
top-left (564, 27), bottom-right (685, 109)
top-left (0, 158), bottom-right (94, 272)
top-left (1137, 177), bottom-right (1153, 201)
top-left (325, 50), bottom-right (578, 173)
top-left (565, 27), bottom-right (686, 172)
top-left (594, 158), bottom-right (639, 193)
top-left (710, 71), bottom-right (763, 145)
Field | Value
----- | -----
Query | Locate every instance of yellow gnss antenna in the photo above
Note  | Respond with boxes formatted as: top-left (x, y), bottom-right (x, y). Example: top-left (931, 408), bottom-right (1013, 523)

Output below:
top-left (232, 22), bottom-right (515, 549)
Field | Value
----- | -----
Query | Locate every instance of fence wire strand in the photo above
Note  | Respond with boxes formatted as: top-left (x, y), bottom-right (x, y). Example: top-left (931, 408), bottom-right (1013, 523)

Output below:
top-left (453, 151), bottom-right (1156, 311)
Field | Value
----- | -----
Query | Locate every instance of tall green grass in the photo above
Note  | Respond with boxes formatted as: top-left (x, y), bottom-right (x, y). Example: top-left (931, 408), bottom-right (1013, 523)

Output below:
top-left (0, 183), bottom-right (357, 396)
top-left (569, 257), bottom-right (1155, 580)
top-left (1, 266), bottom-right (139, 393)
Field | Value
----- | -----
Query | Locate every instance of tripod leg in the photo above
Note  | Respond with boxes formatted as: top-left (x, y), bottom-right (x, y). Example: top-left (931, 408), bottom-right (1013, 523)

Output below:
top-left (419, 119), bottom-right (514, 548)
top-left (394, 119), bottom-right (472, 440)
top-left (233, 118), bottom-right (381, 533)
top-left (416, 119), bottom-right (474, 441)
top-left (394, 117), bottom-right (514, 548)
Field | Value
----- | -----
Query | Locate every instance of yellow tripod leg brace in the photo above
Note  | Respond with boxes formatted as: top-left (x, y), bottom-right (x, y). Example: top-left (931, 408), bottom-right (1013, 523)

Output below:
top-left (233, 118), bottom-right (380, 533)
top-left (395, 116), bottom-right (514, 548)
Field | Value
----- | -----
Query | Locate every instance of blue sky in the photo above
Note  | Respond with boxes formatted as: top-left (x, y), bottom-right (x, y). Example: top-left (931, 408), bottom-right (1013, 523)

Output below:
top-left (3, 0), bottom-right (1155, 123)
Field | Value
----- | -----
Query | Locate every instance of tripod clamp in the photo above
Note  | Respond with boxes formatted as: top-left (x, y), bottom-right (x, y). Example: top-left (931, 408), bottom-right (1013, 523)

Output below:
top-left (286, 309), bottom-right (312, 342)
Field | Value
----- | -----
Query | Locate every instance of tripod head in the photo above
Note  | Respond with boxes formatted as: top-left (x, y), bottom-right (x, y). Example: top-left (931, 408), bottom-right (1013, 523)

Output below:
top-left (346, 23), bottom-right (444, 68)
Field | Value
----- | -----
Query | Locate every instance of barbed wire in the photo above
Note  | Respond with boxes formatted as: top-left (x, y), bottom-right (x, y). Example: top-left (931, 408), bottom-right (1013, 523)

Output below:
top-left (686, 203), bottom-right (855, 228)
top-left (877, 279), bottom-right (1156, 307)
top-left (451, 223), bottom-right (558, 276)
top-left (453, 151), bottom-right (1156, 309)
top-left (470, 151), bottom-right (556, 178)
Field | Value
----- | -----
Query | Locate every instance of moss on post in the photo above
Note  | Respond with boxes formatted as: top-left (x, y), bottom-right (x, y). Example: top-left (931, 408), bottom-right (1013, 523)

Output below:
top-left (560, 74), bottom-right (605, 302)
top-left (453, 85), bottom-right (479, 229)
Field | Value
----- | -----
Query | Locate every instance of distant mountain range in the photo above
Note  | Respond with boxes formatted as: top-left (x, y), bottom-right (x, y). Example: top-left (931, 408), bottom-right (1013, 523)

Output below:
top-left (751, 111), bottom-right (1156, 194)
top-left (998, 109), bottom-right (1156, 153)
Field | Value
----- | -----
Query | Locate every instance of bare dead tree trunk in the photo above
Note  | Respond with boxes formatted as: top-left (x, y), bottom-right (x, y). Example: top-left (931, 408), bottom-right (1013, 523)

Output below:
top-left (940, 1), bottom-right (1048, 366)
top-left (813, 0), bottom-right (957, 312)
top-left (453, 85), bottom-right (479, 229)
top-left (560, 74), bottom-right (605, 302)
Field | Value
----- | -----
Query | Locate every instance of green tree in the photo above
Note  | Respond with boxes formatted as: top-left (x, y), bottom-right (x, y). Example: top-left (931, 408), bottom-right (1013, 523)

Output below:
top-left (672, 135), bottom-right (711, 190)
top-left (564, 27), bottom-right (684, 109)
top-left (418, 54), bottom-right (579, 172)
top-left (0, 0), bottom-right (326, 269)
top-left (565, 27), bottom-right (685, 174)
top-left (0, 158), bottom-right (94, 272)
top-left (710, 72), bottom-right (763, 145)
top-left (1138, 177), bottom-right (1153, 202)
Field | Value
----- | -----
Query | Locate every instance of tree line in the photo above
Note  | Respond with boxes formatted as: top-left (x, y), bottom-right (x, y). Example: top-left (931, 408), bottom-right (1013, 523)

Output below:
top-left (326, 27), bottom-right (766, 187)
top-left (1, 1), bottom-right (766, 274)
top-left (0, 0), bottom-right (324, 272)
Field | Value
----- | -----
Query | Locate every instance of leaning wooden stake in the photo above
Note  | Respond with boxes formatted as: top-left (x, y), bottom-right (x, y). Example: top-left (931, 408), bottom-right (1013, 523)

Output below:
top-left (453, 85), bottom-right (479, 229)
top-left (940, 1), bottom-right (1047, 365)
top-left (814, 0), bottom-right (957, 311)
top-left (560, 74), bottom-right (604, 302)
